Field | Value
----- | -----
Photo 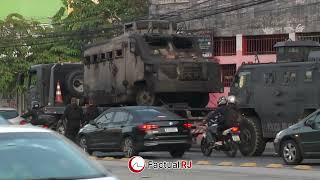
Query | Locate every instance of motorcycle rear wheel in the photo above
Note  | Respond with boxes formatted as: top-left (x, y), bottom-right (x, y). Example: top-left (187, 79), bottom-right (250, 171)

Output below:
top-left (201, 137), bottom-right (213, 157)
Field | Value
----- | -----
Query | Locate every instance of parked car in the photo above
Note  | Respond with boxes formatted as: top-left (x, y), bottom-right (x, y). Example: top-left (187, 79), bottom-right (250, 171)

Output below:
top-left (78, 106), bottom-right (193, 158)
top-left (0, 108), bottom-right (25, 125)
top-left (0, 126), bottom-right (117, 180)
top-left (0, 116), bottom-right (10, 125)
top-left (274, 109), bottom-right (320, 165)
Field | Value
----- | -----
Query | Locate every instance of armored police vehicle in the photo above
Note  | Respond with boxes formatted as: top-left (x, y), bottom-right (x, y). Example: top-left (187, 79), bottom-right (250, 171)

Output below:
top-left (83, 20), bottom-right (223, 108)
top-left (230, 40), bottom-right (320, 156)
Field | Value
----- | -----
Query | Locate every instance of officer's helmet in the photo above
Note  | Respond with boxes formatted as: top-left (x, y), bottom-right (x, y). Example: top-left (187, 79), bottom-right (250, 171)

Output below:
top-left (31, 101), bottom-right (40, 109)
top-left (217, 96), bottom-right (227, 106)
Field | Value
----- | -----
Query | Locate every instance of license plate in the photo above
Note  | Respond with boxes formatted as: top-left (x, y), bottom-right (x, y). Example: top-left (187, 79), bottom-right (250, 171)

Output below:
top-left (165, 127), bottom-right (178, 133)
top-left (232, 135), bottom-right (240, 142)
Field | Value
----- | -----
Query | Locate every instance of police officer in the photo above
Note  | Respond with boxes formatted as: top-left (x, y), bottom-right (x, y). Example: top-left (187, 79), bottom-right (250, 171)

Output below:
top-left (63, 97), bottom-right (83, 142)
top-left (21, 101), bottom-right (43, 125)
top-left (83, 98), bottom-right (100, 126)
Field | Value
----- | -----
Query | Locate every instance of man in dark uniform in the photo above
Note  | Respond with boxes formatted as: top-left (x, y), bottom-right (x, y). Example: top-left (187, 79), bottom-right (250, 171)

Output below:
top-left (205, 96), bottom-right (228, 145)
top-left (83, 98), bottom-right (100, 127)
top-left (21, 101), bottom-right (43, 125)
top-left (63, 97), bottom-right (83, 142)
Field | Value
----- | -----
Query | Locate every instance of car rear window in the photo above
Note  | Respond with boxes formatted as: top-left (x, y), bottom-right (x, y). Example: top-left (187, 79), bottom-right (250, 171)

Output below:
top-left (135, 108), bottom-right (184, 121)
top-left (0, 132), bottom-right (108, 179)
top-left (0, 110), bottom-right (18, 119)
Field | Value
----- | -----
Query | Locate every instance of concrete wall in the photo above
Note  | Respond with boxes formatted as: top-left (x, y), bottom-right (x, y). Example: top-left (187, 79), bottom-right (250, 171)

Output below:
top-left (150, 0), bottom-right (320, 36)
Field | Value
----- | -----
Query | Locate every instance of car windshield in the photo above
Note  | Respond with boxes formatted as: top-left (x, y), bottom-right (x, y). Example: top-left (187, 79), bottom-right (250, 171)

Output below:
top-left (0, 116), bottom-right (9, 124)
top-left (135, 108), bottom-right (184, 121)
top-left (0, 132), bottom-right (108, 180)
top-left (0, 110), bottom-right (19, 119)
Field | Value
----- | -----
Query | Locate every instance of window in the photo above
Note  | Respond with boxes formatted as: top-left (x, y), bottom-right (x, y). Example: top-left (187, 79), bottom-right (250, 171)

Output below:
top-left (221, 64), bottom-right (236, 87)
top-left (113, 112), bottom-right (128, 123)
top-left (29, 71), bottom-right (38, 87)
top-left (92, 54), bottom-right (98, 63)
top-left (96, 112), bottom-right (114, 125)
top-left (283, 72), bottom-right (296, 85)
top-left (115, 49), bottom-right (123, 58)
top-left (0, 110), bottom-right (18, 119)
top-left (84, 56), bottom-right (90, 65)
top-left (304, 71), bottom-right (313, 82)
top-left (264, 73), bottom-right (275, 85)
top-left (214, 37), bottom-right (236, 56)
top-left (101, 53), bottom-right (106, 60)
top-left (234, 71), bottom-right (250, 88)
top-left (107, 51), bottom-right (113, 60)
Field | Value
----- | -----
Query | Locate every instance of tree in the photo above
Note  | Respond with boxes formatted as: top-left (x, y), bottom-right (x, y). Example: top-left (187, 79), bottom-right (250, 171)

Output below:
top-left (0, 0), bottom-right (149, 93)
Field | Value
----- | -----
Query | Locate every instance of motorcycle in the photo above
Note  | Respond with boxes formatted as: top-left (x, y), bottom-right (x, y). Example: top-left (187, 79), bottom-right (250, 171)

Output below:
top-left (201, 124), bottom-right (241, 157)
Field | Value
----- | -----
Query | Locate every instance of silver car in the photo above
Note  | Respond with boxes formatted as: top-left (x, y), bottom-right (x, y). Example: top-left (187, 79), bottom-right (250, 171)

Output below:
top-left (0, 126), bottom-right (118, 180)
top-left (0, 108), bottom-right (25, 124)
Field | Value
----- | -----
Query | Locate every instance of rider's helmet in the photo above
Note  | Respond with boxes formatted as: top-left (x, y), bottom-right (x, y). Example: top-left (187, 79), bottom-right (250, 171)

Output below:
top-left (217, 96), bottom-right (227, 106)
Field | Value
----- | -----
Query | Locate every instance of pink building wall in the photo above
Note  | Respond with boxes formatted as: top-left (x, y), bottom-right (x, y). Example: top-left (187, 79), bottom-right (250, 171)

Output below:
top-left (207, 38), bottom-right (277, 108)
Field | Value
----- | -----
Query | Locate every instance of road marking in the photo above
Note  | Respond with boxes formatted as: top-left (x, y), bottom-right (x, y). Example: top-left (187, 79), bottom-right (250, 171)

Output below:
top-left (217, 162), bottom-right (234, 166)
top-left (102, 157), bottom-right (115, 161)
top-left (196, 160), bottom-right (212, 165)
top-left (266, 164), bottom-right (283, 168)
top-left (293, 165), bottom-right (312, 170)
top-left (89, 156), bottom-right (98, 160)
top-left (240, 162), bottom-right (257, 167)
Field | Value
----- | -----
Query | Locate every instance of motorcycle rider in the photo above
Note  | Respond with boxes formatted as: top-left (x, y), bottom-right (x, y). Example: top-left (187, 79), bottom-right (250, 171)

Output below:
top-left (205, 96), bottom-right (228, 146)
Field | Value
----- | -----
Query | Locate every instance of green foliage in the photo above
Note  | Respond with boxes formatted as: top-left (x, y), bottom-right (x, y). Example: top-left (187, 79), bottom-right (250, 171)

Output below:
top-left (0, 0), bottom-right (149, 93)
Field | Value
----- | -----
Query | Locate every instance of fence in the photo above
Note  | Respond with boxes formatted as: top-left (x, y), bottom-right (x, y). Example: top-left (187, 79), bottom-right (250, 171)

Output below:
top-left (243, 34), bottom-right (289, 55)
top-left (297, 32), bottom-right (320, 43)
top-left (221, 64), bottom-right (237, 87)
top-left (214, 37), bottom-right (236, 56)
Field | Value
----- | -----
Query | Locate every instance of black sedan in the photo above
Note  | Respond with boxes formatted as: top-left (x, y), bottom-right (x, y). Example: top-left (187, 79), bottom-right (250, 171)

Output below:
top-left (78, 106), bottom-right (192, 158)
top-left (274, 109), bottom-right (320, 165)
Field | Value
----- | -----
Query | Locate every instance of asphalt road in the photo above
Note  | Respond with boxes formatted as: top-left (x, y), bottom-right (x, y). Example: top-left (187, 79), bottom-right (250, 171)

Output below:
top-left (101, 160), bottom-right (320, 180)
top-left (94, 143), bottom-right (320, 180)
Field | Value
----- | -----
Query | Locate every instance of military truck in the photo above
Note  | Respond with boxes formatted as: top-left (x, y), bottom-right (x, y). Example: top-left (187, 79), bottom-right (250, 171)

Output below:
top-left (83, 20), bottom-right (223, 108)
top-left (229, 40), bottom-right (320, 156)
top-left (18, 20), bottom-right (222, 135)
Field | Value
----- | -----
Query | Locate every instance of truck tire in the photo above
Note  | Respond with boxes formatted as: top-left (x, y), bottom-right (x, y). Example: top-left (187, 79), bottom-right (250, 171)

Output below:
top-left (65, 70), bottom-right (84, 96)
top-left (136, 88), bottom-right (156, 106)
top-left (239, 116), bottom-right (266, 156)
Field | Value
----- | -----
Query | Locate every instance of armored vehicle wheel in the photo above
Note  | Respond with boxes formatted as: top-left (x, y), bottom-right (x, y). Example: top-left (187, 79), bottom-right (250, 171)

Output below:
top-left (136, 88), bottom-right (156, 106)
top-left (66, 70), bottom-right (84, 96)
top-left (239, 116), bottom-right (266, 156)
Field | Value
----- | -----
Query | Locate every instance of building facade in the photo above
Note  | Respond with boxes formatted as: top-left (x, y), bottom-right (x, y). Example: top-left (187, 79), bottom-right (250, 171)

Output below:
top-left (150, 0), bottom-right (320, 107)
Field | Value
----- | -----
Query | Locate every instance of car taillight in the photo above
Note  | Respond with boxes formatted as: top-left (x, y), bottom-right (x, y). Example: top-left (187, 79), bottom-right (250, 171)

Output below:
top-left (138, 124), bottom-right (159, 131)
top-left (42, 125), bottom-right (49, 129)
top-left (183, 123), bottom-right (193, 129)
top-left (19, 120), bottom-right (28, 125)
top-left (231, 127), bottom-right (240, 132)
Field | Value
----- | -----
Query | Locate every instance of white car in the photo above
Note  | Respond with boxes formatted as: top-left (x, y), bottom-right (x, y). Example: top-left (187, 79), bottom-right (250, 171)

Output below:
top-left (0, 108), bottom-right (25, 125)
top-left (0, 126), bottom-right (118, 180)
